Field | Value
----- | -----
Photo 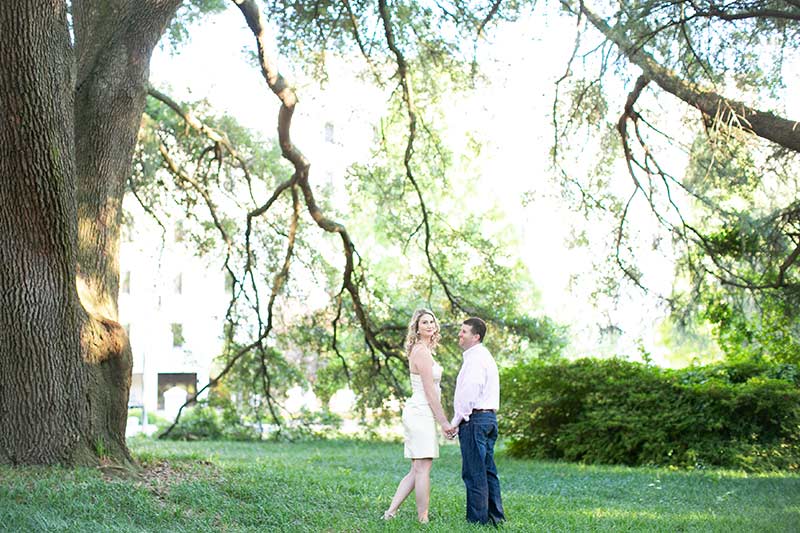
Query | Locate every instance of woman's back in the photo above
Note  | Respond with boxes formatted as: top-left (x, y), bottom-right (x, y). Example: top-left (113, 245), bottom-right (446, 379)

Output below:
top-left (408, 362), bottom-right (442, 404)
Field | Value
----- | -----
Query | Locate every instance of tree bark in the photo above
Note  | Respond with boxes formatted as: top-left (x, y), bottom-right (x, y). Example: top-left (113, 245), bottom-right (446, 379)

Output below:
top-left (0, 1), bottom-right (89, 465)
top-left (0, 0), bottom-right (180, 466)
top-left (71, 0), bottom-right (182, 466)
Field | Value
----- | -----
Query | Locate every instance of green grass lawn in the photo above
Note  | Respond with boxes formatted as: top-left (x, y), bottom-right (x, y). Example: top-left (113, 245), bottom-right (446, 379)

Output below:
top-left (1, 437), bottom-right (798, 532)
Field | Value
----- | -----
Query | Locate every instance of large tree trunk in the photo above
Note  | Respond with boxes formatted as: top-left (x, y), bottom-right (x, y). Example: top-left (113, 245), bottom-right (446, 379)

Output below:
top-left (0, 1), bottom-right (91, 465)
top-left (0, 0), bottom-right (180, 466)
top-left (71, 0), bottom-right (183, 466)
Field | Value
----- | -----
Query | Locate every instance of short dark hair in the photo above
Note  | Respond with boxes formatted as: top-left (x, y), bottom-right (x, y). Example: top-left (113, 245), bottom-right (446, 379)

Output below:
top-left (463, 317), bottom-right (487, 342)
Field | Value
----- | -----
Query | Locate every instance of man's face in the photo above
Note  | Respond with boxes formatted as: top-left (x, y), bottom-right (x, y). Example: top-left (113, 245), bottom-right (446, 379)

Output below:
top-left (458, 324), bottom-right (479, 350)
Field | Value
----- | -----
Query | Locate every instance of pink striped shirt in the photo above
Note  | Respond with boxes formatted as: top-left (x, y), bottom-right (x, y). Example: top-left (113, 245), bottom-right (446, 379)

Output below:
top-left (450, 343), bottom-right (500, 427)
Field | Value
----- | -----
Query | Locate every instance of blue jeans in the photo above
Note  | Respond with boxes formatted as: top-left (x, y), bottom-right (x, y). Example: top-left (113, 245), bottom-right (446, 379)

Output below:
top-left (458, 411), bottom-right (505, 525)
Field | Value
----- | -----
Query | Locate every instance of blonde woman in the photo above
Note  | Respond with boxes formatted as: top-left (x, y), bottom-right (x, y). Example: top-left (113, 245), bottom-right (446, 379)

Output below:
top-left (383, 309), bottom-right (454, 523)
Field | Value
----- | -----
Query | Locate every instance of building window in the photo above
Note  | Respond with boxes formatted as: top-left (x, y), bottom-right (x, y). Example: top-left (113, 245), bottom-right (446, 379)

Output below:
top-left (174, 273), bottom-right (183, 295)
top-left (157, 373), bottom-right (197, 410)
top-left (121, 271), bottom-right (131, 294)
top-left (324, 122), bottom-right (335, 144)
top-left (129, 373), bottom-right (144, 408)
top-left (171, 323), bottom-right (185, 347)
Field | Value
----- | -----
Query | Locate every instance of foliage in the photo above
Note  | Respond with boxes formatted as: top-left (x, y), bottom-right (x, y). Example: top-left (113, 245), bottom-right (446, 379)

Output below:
top-left (699, 288), bottom-right (800, 365)
top-left (137, 67), bottom-right (566, 434)
top-left (196, 362), bottom-right (345, 442)
top-left (162, 0), bottom-right (227, 51)
top-left (276, 408), bottom-right (345, 441)
top-left (127, 407), bottom-right (169, 428)
top-left (674, 130), bottom-right (800, 364)
top-left (160, 399), bottom-right (260, 442)
top-left (303, 67), bottom-right (570, 412)
top-left (656, 315), bottom-right (724, 367)
top-left (550, 0), bottom-right (800, 353)
top-left (263, 0), bottom-right (528, 80)
top-left (676, 360), bottom-right (800, 387)
top-left (501, 358), bottom-right (800, 471)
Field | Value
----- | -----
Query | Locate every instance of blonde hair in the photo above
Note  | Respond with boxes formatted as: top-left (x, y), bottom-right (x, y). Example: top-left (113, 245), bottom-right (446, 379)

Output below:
top-left (404, 308), bottom-right (441, 356)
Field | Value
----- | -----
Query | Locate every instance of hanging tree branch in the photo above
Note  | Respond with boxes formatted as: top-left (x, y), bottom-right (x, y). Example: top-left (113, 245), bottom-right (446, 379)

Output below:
top-left (563, 0), bottom-right (800, 153)
top-left (148, 86), bottom-right (257, 199)
top-left (470, 0), bottom-right (505, 80)
top-left (158, 171), bottom-right (300, 437)
top-left (149, 80), bottom-right (308, 437)
top-left (377, 0), bottom-right (473, 316)
top-left (341, 0), bottom-right (383, 86)
top-left (553, 1), bottom-right (800, 297)
top-left (233, 0), bottom-right (406, 393)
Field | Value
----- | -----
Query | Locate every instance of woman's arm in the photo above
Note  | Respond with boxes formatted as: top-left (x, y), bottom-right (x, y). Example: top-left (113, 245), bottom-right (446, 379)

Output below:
top-left (410, 346), bottom-right (452, 431)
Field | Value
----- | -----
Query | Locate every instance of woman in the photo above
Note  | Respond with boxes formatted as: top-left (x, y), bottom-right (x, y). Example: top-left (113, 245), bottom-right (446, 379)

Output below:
top-left (383, 308), bottom-right (453, 523)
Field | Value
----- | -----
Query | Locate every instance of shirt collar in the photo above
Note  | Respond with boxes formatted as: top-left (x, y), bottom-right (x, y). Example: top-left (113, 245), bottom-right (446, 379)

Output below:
top-left (463, 343), bottom-right (483, 358)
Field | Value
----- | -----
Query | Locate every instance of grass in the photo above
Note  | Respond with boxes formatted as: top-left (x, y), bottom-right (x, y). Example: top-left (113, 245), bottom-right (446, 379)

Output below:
top-left (1, 437), bottom-right (798, 532)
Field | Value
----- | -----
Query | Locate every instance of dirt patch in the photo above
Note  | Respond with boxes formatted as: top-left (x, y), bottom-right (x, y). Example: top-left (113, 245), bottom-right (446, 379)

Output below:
top-left (102, 459), bottom-right (219, 501)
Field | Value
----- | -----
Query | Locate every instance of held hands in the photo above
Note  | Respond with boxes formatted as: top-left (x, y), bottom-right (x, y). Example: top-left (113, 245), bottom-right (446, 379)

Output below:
top-left (442, 422), bottom-right (458, 440)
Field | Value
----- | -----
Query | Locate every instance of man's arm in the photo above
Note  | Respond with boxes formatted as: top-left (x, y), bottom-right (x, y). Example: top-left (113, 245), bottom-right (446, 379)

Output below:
top-left (450, 364), bottom-right (483, 428)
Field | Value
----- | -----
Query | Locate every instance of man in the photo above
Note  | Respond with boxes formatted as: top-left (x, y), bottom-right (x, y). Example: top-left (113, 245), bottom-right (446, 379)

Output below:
top-left (446, 317), bottom-right (505, 525)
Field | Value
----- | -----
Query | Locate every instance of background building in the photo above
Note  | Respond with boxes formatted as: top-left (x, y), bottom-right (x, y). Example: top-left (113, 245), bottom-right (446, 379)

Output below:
top-left (120, 100), bottom-right (365, 432)
top-left (120, 203), bottom-right (229, 430)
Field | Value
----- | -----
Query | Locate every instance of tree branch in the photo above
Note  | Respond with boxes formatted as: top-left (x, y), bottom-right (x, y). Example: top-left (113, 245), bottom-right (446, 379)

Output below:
top-left (570, 0), bottom-right (800, 153)
top-left (378, 0), bottom-right (472, 316)
top-left (234, 0), bottom-right (406, 387)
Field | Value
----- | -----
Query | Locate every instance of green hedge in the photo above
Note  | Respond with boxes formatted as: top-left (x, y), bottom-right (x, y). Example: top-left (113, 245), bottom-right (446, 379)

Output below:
top-left (500, 358), bottom-right (800, 471)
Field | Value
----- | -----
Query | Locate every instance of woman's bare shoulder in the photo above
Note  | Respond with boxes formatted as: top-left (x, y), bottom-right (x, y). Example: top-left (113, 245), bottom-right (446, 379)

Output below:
top-left (409, 343), bottom-right (432, 359)
top-left (408, 343), bottom-right (432, 369)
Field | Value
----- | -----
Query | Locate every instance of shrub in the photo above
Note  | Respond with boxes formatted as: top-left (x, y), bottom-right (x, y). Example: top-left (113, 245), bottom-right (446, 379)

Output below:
top-left (162, 402), bottom-right (260, 441)
top-left (501, 358), bottom-right (800, 471)
top-left (274, 408), bottom-right (344, 441)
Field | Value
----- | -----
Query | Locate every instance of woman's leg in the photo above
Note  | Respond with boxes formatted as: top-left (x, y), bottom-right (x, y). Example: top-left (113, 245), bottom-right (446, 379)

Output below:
top-left (385, 463), bottom-right (416, 517)
top-left (413, 458), bottom-right (433, 522)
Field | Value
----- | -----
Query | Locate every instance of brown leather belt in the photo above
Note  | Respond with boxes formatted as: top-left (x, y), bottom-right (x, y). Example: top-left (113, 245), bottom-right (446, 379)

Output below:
top-left (472, 408), bottom-right (496, 413)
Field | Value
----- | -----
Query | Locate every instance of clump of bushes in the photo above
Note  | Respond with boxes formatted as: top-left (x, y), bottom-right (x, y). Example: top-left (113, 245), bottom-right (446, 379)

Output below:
top-left (161, 395), bottom-right (344, 442)
top-left (501, 358), bottom-right (800, 471)
top-left (161, 401), bottom-right (261, 441)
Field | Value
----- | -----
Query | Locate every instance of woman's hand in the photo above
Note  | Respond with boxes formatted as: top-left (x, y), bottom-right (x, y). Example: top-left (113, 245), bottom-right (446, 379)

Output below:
top-left (441, 421), bottom-right (456, 439)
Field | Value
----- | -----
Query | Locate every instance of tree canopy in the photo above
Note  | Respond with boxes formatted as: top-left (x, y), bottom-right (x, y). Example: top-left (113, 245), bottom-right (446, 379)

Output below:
top-left (548, 0), bottom-right (799, 360)
top-left (1, 0), bottom-right (796, 465)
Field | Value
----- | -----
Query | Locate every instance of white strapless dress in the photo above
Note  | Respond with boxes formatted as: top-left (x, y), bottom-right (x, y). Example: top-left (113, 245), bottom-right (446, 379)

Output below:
top-left (402, 362), bottom-right (443, 459)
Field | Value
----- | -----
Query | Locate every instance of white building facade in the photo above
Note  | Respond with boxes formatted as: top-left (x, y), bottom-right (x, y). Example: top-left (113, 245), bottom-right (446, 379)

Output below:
top-left (120, 204), bottom-right (229, 422)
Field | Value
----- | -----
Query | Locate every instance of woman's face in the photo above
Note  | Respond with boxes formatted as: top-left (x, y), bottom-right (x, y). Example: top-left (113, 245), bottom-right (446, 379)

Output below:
top-left (417, 314), bottom-right (437, 340)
